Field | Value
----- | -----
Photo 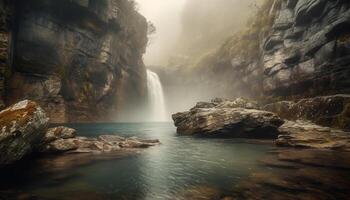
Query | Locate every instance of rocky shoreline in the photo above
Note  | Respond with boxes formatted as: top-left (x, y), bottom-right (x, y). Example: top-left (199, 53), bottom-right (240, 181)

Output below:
top-left (0, 100), bottom-right (160, 166)
top-left (172, 97), bottom-right (350, 199)
top-left (173, 96), bottom-right (350, 152)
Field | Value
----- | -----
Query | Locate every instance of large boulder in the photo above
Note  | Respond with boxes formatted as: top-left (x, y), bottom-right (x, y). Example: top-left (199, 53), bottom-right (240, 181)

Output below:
top-left (173, 100), bottom-right (284, 138)
top-left (0, 100), bottom-right (49, 165)
top-left (277, 120), bottom-right (350, 151)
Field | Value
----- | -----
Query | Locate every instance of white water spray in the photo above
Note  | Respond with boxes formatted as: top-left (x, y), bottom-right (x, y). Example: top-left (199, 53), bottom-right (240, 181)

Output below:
top-left (147, 69), bottom-right (167, 122)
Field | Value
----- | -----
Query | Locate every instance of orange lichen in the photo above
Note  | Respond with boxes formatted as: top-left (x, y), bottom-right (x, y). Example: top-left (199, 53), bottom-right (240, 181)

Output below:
top-left (0, 101), bottom-right (38, 132)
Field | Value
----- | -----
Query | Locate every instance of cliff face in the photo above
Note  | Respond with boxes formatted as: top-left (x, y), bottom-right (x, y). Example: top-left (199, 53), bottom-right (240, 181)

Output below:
top-left (181, 0), bottom-right (350, 101)
top-left (1, 0), bottom-right (148, 122)
top-left (262, 0), bottom-right (350, 97)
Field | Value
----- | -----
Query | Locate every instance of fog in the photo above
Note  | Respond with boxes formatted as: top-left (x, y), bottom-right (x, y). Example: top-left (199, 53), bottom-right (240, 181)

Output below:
top-left (135, 0), bottom-right (260, 119)
top-left (136, 0), bottom-right (187, 66)
top-left (136, 0), bottom-right (257, 66)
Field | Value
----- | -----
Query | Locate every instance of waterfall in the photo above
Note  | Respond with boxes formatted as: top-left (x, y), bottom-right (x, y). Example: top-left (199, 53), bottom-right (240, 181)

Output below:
top-left (147, 69), bottom-right (167, 122)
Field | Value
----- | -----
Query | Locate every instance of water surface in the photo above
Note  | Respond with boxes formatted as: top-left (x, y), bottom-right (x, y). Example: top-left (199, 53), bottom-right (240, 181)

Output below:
top-left (0, 123), bottom-right (272, 200)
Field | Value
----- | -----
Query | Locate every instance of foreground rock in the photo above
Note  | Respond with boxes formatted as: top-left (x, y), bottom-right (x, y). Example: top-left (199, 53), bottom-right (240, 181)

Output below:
top-left (264, 94), bottom-right (350, 130)
top-left (40, 132), bottom-right (160, 154)
top-left (0, 100), bottom-right (49, 165)
top-left (173, 99), bottom-right (283, 138)
top-left (277, 120), bottom-right (350, 151)
top-left (0, 100), bottom-right (160, 165)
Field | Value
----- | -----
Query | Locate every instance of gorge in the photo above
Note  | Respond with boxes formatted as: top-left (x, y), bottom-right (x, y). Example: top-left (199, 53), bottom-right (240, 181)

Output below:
top-left (0, 0), bottom-right (350, 199)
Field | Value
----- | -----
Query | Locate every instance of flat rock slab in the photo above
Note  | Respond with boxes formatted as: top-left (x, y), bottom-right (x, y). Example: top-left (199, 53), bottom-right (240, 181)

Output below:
top-left (264, 94), bottom-right (350, 130)
top-left (277, 120), bottom-right (350, 151)
top-left (173, 106), bottom-right (284, 138)
top-left (40, 129), bottom-right (160, 154)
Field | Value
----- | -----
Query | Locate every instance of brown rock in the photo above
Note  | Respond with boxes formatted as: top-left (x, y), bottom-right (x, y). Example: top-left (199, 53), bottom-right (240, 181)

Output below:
top-left (276, 120), bottom-right (350, 151)
top-left (0, 100), bottom-right (49, 165)
top-left (264, 95), bottom-right (350, 130)
top-left (173, 103), bottom-right (284, 138)
top-left (43, 126), bottom-right (76, 142)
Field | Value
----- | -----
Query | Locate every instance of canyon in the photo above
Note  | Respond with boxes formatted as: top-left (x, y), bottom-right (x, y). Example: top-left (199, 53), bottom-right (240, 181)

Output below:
top-left (155, 0), bottom-right (350, 112)
top-left (0, 0), bottom-right (350, 199)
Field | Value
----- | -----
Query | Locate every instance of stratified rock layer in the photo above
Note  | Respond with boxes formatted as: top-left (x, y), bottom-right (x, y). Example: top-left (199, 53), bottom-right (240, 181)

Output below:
top-left (40, 133), bottom-right (160, 154)
top-left (0, 100), bottom-right (49, 165)
top-left (264, 94), bottom-right (350, 130)
top-left (277, 120), bottom-right (350, 151)
top-left (2, 0), bottom-right (148, 123)
top-left (173, 98), bottom-right (350, 151)
top-left (167, 0), bottom-right (350, 100)
top-left (173, 99), bottom-right (284, 138)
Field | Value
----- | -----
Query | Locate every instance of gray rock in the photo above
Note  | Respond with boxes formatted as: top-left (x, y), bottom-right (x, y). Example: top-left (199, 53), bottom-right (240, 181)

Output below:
top-left (173, 101), bottom-right (284, 138)
top-left (287, 0), bottom-right (298, 9)
top-left (264, 94), bottom-right (350, 130)
top-left (273, 8), bottom-right (294, 30)
top-left (5, 0), bottom-right (148, 123)
top-left (277, 120), bottom-right (350, 151)
top-left (43, 126), bottom-right (76, 143)
top-left (295, 0), bottom-right (327, 25)
top-left (0, 100), bottom-right (49, 165)
top-left (42, 138), bottom-right (79, 153)
top-left (41, 134), bottom-right (160, 154)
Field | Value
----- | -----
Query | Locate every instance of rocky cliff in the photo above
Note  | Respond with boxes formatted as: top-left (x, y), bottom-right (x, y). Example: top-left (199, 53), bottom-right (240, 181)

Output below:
top-left (0, 0), bottom-right (148, 122)
top-left (167, 0), bottom-right (350, 102)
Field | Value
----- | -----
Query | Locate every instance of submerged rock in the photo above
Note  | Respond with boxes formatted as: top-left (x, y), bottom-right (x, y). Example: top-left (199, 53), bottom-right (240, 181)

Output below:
top-left (277, 120), bottom-right (350, 151)
top-left (41, 131), bottom-right (160, 154)
top-left (173, 99), bottom-right (283, 138)
top-left (0, 100), bottom-right (49, 165)
top-left (233, 149), bottom-right (350, 200)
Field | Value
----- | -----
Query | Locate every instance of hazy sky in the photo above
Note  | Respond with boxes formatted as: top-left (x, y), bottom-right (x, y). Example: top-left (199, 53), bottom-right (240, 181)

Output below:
top-left (136, 0), bottom-right (187, 66)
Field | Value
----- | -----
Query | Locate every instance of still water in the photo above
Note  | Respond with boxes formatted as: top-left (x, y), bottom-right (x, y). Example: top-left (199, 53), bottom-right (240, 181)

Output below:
top-left (0, 123), bottom-right (271, 200)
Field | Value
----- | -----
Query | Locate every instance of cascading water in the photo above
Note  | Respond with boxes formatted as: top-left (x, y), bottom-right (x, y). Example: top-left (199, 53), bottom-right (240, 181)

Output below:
top-left (147, 69), bottom-right (168, 122)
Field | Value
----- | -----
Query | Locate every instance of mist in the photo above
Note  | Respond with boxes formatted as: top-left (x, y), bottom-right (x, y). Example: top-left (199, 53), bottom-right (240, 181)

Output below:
top-left (136, 0), bottom-right (259, 116)
top-left (137, 0), bottom-right (257, 66)
top-left (136, 0), bottom-right (187, 66)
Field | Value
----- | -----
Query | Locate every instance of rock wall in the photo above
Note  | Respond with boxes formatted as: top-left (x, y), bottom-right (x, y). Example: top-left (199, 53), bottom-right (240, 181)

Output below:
top-left (2, 0), bottom-right (148, 122)
top-left (0, 0), bottom-right (13, 109)
top-left (183, 0), bottom-right (350, 101)
top-left (262, 0), bottom-right (350, 97)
